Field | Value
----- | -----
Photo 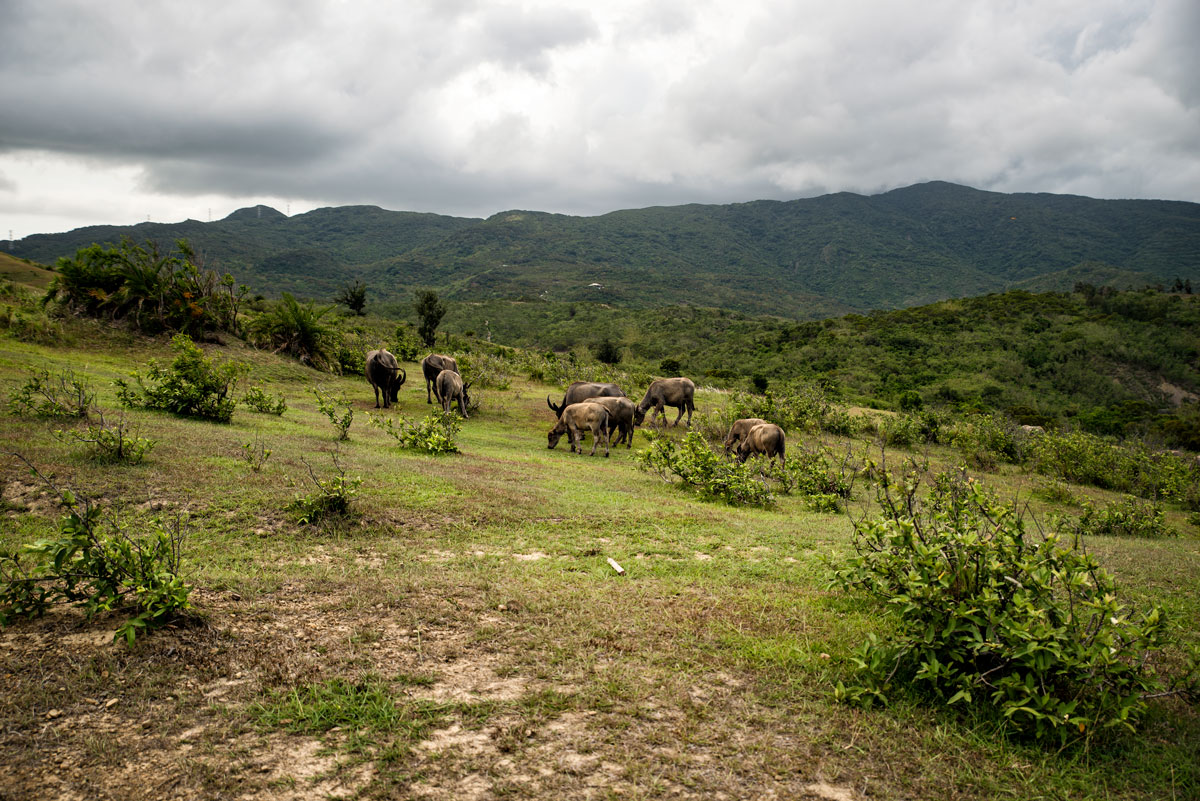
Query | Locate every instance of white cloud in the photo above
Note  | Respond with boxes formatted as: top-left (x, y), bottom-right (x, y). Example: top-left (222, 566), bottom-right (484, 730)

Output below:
top-left (0, 0), bottom-right (1196, 237)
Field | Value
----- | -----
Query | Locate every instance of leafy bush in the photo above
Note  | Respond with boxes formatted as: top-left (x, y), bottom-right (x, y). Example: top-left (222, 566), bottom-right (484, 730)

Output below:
top-left (765, 445), bottom-right (856, 505)
top-left (0, 303), bottom-right (64, 344)
top-left (368, 411), bottom-right (460, 454)
top-left (1063, 496), bottom-right (1177, 539)
top-left (820, 407), bottom-right (862, 438)
top-left (312, 387), bottom-right (354, 440)
top-left (43, 238), bottom-right (245, 336)
top-left (0, 468), bottom-right (191, 645)
top-left (7, 368), bottom-right (94, 419)
top-left (116, 334), bottom-right (249, 423)
top-left (243, 385), bottom-right (287, 415)
top-left (945, 413), bottom-right (1022, 470)
top-left (637, 431), bottom-right (774, 507)
top-left (456, 352), bottom-right (512, 391)
top-left (248, 293), bottom-right (337, 371)
top-left (392, 324), bottom-right (422, 362)
top-left (832, 468), bottom-right (1169, 742)
top-left (288, 454), bottom-right (362, 525)
top-left (56, 412), bottom-right (156, 464)
top-left (1031, 479), bottom-right (1081, 507)
top-left (1028, 430), bottom-right (1199, 507)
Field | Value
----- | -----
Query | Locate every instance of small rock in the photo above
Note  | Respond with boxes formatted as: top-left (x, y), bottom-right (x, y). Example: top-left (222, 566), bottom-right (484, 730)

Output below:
top-left (47, 709), bottom-right (62, 719)
top-left (105, 698), bottom-right (119, 709)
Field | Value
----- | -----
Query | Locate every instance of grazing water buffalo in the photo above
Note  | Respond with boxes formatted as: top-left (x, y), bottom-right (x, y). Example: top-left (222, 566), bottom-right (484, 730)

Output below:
top-left (546, 381), bottom-right (625, 416)
top-left (422, 354), bottom-right (459, 404)
top-left (435, 369), bottom-right (472, 418)
top-left (723, 418), bottom-right (769, 453)
top-left (634, 377), bottom-right (696, 427)
top-left (736, 422), bottom-right (786, 466)
top-left (547, 401), bottom-right (612, 457)
top-left (575, 395), bottom-right (637, 448)
top-left (365, 349), bottom-right (406, 409)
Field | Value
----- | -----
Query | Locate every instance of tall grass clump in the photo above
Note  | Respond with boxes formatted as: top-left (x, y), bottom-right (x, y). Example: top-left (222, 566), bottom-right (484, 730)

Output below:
top-left (248, 293), bottom-right (338, 371)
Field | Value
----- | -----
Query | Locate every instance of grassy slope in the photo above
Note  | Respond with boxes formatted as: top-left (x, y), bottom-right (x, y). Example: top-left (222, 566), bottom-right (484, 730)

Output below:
top-left (0, 327), bottom-right (1197, 799)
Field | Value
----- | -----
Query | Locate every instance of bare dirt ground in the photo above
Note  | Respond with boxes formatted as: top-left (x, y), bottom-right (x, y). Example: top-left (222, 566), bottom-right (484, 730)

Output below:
top-left (0, 579), bottom-right (867, 801)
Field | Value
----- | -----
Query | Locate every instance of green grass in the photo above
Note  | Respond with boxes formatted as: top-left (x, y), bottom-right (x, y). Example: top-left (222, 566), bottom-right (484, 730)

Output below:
top-left (0, 321), bottom-right (1197, 800)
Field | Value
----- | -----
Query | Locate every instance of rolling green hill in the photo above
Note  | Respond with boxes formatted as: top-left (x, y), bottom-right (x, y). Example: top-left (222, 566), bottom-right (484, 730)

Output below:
top-left (11, 183), bottom-right (1199, 318)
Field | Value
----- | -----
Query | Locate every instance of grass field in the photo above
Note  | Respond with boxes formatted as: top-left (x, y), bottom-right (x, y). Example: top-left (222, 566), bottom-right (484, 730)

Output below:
top-left (1, 326), bottom-right (1198, 800)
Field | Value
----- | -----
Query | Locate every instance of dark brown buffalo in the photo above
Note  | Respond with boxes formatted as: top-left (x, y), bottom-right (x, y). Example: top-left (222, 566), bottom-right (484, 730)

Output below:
top-left (736, 423), bottom-right (786, 466)
top-left (547, 381), bottom-right (625, 416)
top-left (723, 417), bottom-right (768, 453)
top-left (365, 349), bottom-right (406, 409)
top-left (421, 354), bottom-right (458, 404)
top-left (634, 377), bottom-right (696, 427)
top-left (435, 369), bottom-right (472, 418)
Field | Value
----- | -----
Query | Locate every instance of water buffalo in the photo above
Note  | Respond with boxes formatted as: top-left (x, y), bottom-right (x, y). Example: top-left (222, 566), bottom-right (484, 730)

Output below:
top-left (576, 395), bottom-right (637, 448)
top-left (435, 369), bottom-right (472, 418)
top-left (422, 354), bottom-right (459, 404)
top-left (634, 377), bottom-right (696, 427)
top-left (723, 417), bottom-right (769, 453)
top-left (547, 401), bottom-right (612, 457)
top-left (547, 381), bottom-right (626, 416)
top-left (365, 349), bottom-right (406, 409)
top-left (736, 422), bottom-right (786, 466)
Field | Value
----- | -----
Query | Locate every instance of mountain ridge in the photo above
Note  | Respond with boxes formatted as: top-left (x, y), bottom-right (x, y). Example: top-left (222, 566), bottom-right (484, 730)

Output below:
top-left (9, 182), bottom-right (1199, 318)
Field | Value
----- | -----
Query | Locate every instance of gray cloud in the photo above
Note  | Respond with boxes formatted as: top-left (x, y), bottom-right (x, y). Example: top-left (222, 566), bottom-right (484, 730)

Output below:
top-left (1, 0), bottom-right (1197, 233)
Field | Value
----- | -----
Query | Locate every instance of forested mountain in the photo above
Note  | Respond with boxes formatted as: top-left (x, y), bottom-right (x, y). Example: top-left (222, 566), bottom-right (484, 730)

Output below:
top-left (11, 182), bottom-right (1200, 317)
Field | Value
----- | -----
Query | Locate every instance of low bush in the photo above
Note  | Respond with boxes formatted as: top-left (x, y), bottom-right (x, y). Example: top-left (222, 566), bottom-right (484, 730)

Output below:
top-left (1028, 430), bottom-right (1199, 507)
top-left (1063, 496), bottom-right (1177, 539)
top-left (368, 411), bottom-right (460, 455)
top-left (241, 436), bottom-right (272, 473)
top-left (7, 368), bottom-right (94, 419)
top-left (637, 431), bottom-right (774, 507)
top-left (831, 467), bottom-right (1170, 742)
top-left (765, 445), bottom-right (857, 505)
top-left (312, 387), bottom-right (354, 441)
top-left (116, 334), bottom-right (249, 423)
top-left (945, 413), bottom-right (1022, 470)
top-left (0, 465), bottom-right (191, 644)
top-left (56, 412), bottom-right (156, 464)
top-left (247, 293), bottom-right (337, 371)
top-left (289, 454), bottom-right (362, 525)
top-left (242, 385), bottom-right (287, 416)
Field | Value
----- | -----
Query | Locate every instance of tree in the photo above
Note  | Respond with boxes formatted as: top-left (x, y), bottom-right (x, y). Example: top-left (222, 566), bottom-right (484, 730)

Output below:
top-left (594, 337), bottom-right (622, 365)
top-left (414, 290), bottom-right (446, 347)
top-left (335, 280), bottom-right (367, 315)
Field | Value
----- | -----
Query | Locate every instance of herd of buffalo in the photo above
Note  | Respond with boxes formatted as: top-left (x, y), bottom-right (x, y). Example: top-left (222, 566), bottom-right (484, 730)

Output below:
top-left (364, 348), bottom-right (785, 464)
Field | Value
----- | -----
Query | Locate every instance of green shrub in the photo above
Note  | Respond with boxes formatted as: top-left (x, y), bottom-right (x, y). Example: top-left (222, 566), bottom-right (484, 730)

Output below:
top-left (55, 413), bottom-right (156, 464)
top-left (0, 304), bottom-right (64, 344)
top-left (765, 446), bottom-right (856, 505)
top-left (368, 411), bottom-right (460, 455)
top-left (242, 385), bottom-right (287, 415)
top-left (637, 431), bottom-right (774, 507)
top-left (946, 413), bottom-right (1022, 470)
top-left (392, 324), bottom-right (422, 362)
top-left (312, 387), bottom-right (354, 440)
top-left (820, 407), bottom-right (861, 438)
top-left (43, 238), bottom-right (245, 336)
top-left (289, 455), bottom-right (362, 525)
top-left (7, 368), bottom-right (94, 419)
top-left (832, 468), bottom-right (1169, 742)
top-left (0, 468), bottom-right (191, 645)
top-left (116, 334), bottom-right (249, 423)
top-left (1028, 430), bottom-right (1198, 506)
top-left (1031, 479), bottom-right (1081, 507)
top-left (1064, 496), bottom-right (1177, 539)
top-left (241, 436), bottom-right (272, 473)
top-left (457, 352), bottom-right (512, 391)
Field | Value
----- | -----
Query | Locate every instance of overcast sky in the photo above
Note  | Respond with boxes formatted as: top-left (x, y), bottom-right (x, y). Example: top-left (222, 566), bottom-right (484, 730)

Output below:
top-left (2, 0), bottom-right (1198, 239)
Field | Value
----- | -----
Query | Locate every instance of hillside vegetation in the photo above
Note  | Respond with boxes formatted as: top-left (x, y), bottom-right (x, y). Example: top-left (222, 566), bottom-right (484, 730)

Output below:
top-left (1, 289), bottom-right (1198, 798)
top-left (11, 182), bottom-right (1200, 316)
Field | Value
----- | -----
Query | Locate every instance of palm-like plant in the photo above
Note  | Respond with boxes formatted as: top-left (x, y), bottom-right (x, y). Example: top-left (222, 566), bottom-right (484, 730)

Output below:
top-left (248, 293), bottom-right (337, 371)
